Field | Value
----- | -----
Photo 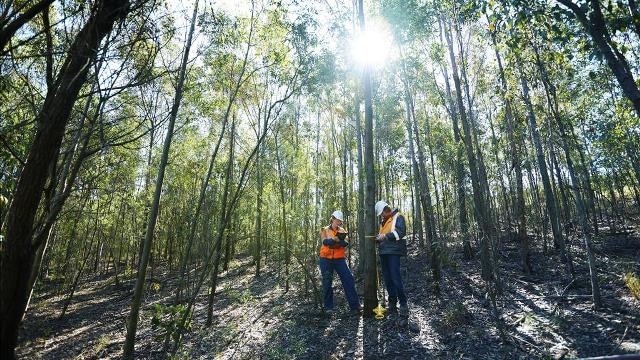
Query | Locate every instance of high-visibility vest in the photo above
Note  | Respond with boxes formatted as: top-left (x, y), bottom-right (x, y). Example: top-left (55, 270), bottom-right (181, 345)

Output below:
top-left (379, 212), bottom-right (401, 240)
top-left (319, 225), bottom-right (347, 259)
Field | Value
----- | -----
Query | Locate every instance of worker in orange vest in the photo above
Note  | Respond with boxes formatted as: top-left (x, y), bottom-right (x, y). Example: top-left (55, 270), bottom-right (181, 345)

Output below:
top-left (319, 210), bottom-right (360, 315)
top-left (374, 200), bottom-right (408, 318)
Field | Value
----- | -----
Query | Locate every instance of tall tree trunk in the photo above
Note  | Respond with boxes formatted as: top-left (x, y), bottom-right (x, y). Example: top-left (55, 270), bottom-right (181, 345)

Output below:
top-left (254, 120), bottom-right (264, 276)
top-left (122, 1), bottom-right (197, 357)
top-left (354, 98), bottom-right (366, 276)
top-left (275, 131), bottom-right (290, 293)
top-left (177, 6), bottom-right (254, 299)
top-left (403, 94), bottom-right (424, 249)
top-left (404, 84), bottom-right (441, 292)
top-left (422, 108), bottom-right (444, 241)
top-left (357, 0), bottom-right (378, 317)
top-left (556, 116), bottom-right (603, 308)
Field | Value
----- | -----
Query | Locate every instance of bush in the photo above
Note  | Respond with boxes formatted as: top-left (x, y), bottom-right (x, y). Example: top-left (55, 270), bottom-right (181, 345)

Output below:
top-left (150, 303), bottom-right (192, 344)
top-left (623, 272), bottom-right (640, 300)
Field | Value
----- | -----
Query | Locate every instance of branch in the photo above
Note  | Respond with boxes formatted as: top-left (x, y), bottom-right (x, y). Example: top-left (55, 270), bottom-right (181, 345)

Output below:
top-left (0, 0), bottom-right (55, 53)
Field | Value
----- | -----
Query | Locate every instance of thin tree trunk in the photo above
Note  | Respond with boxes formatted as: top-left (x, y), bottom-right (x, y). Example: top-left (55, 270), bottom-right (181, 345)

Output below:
top-left (123, 2), bottom-right (197, 357)
top-left (206, 118), bottom-right (236, 326)
top-left (554, 107), bottom-right (603, 307)
top-left (443, 17), bottom-right (495, 285)
top-left (404, 84), bottom-right (441, 291)
top-left (438, 19), bottom-right (471, 260)
top-left (517, 62), bottom-right (574, 277)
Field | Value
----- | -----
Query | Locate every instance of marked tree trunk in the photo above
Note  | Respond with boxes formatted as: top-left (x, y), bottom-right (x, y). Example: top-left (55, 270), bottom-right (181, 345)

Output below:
top-left (357, 0), bottom-right (378, 317)
top-left (354, 97), bottom-right (367, 276)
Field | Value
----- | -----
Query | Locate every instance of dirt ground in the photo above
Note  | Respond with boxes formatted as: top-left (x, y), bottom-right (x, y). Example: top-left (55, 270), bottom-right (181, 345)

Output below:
top-left (16, 227), bottom-right (640, 359)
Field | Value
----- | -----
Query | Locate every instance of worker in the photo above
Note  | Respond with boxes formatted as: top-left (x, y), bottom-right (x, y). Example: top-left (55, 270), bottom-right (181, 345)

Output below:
top-left (319, 210), bottom-right (361, 315)
top-left (374, 200), bottom-right (408, 319)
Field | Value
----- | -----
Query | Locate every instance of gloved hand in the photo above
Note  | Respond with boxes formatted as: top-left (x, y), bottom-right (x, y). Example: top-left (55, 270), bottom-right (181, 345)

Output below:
top-left (375, 233), bottom-right (385, 244)
top-left (330, 237), bottom-right (341, 248)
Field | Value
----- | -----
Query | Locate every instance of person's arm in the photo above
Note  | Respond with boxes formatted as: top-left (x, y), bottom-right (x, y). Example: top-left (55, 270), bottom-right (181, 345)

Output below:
top-left (396, 215), bottom-right (406, 238)
top-left (385, 215), bottom-right (406, 241)
top-left (321, 228), bottom-right (333, 246)
top-left (338, 237), bottom-right (349, 247)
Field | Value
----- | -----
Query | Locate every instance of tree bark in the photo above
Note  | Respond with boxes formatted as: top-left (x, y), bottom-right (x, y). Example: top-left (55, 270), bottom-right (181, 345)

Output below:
top-left (357, 0), bottom-right (378, 317)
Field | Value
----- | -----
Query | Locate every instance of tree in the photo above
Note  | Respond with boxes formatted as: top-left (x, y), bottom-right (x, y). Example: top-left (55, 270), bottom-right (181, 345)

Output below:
top-left (555, 0), bottom-right (640, 118)
top-left (0, 1), bottom-right (130, 357)
top-left (122, 1), bottom-right (199, 357)
top-left (357, 0), bottom-right (379, 318)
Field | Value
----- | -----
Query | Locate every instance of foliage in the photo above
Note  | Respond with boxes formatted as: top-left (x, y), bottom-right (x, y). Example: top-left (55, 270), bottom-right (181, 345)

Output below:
top-left (150, 303), bottom-right (192, 344)
top-left (623, 272), bottom-right (640, 300)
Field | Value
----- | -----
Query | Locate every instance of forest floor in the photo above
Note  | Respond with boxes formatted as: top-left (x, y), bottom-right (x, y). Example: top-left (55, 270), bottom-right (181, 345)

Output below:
top-left (15, 224), bottom-right (640, 359)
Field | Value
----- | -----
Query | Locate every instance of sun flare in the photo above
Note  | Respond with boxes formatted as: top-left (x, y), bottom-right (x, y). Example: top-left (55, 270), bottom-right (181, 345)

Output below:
top-left (350, 20), bottom-right (394, 68)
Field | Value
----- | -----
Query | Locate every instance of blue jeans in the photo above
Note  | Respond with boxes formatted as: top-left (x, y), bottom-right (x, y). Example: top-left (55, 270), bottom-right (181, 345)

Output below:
top-left (319, 257), bottom-right (360, 310)
top-left (380, 254), bottom-right (407, 308)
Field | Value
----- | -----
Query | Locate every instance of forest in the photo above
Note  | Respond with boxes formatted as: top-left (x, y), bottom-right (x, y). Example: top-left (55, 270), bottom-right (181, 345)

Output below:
top-left (1, 0), bottom-right (640, 358)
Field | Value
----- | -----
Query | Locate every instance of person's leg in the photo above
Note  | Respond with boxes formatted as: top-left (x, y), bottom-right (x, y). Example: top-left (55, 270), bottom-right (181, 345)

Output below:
top-left (379, 255), bottom-right (397, 311)
top-left (319, 258), bottom-right (334, 310)
top-left (334, 258), bottom-right (360, 310)
top-left (388, 255), bottom-right (407, 308)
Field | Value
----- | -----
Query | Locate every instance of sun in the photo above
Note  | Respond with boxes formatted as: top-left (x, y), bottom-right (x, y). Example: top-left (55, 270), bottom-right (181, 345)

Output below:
top-left (350, 19), bottom-right (394, 68)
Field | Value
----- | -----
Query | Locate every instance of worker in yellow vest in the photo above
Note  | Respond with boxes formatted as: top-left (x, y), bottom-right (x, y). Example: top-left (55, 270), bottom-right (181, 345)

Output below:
top-left (319, 210), bottom-right (361, 315)
top-left (374, 200), bottom-right (408, 318)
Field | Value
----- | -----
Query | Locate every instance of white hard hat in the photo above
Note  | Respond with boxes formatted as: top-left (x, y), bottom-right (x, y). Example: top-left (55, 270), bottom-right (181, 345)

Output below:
top-left (375, 201), bottom-right (388, 216)
top-left (331, 210), bottom-right (344, 221)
